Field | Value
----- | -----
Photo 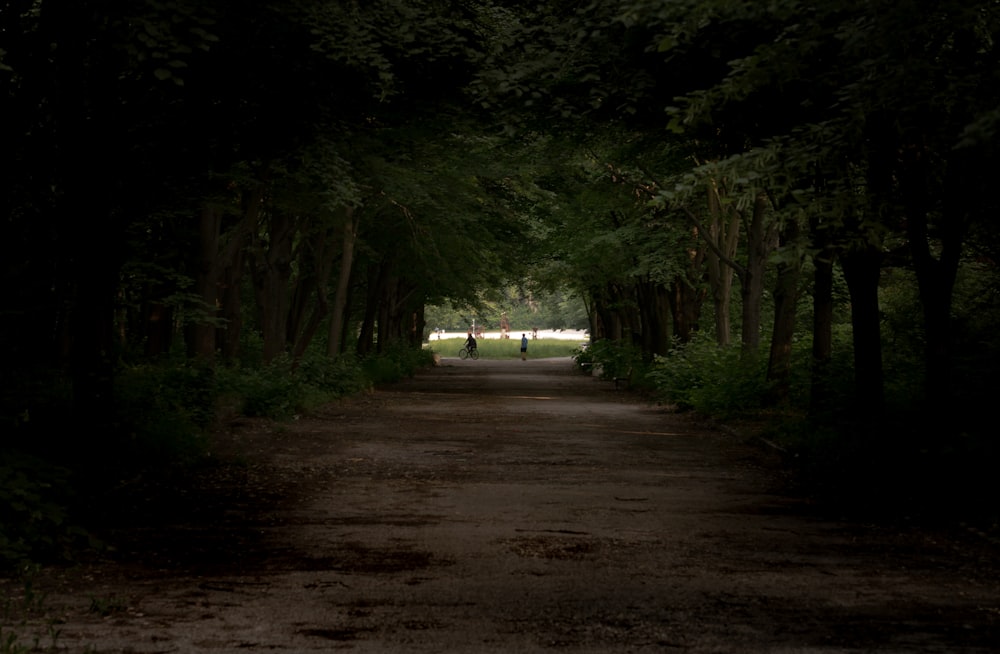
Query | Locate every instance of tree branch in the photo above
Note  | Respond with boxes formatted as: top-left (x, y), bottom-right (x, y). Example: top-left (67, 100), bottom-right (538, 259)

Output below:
top-left (638, 164), bottom-right (747, 277)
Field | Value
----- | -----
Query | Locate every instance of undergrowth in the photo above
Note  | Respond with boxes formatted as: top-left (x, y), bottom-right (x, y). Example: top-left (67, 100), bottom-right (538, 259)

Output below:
top-left (577, 333), bottom-right (998, 526)
top-left (0, 343), bottom-right (436, 571)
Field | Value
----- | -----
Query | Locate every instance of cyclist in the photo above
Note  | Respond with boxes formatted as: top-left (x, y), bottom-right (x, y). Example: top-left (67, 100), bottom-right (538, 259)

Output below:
top-left (464, 332), bottom-right (477, 355)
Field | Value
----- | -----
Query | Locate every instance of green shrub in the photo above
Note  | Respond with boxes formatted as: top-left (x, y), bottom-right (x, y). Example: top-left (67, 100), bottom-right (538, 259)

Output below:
top-left (113, 360), bottom-right (213, 465)
top-left (572, 339), bottom-right (643, 382)
top-left (645, 335), bottom-right (771, 416)
top-left (363, 343), bottom-right (435, 385)
top-left (0, 452), bottom-right (85, 570)
top-left (362, 356), bottom-right (405, 385)
top-left (572, 343), bottom-right (594, 370)
top-left (295, 352), bottom-right (370, 397)
top-left (216, 349), bottom-right (388, 420)
top-left (217, 356), bottom-right (304, 420)
top-left (0, 343), bottom-right (440, 569)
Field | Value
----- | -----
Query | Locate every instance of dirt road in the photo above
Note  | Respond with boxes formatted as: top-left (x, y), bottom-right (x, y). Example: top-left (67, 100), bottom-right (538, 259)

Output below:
top-left (4, 357), bottom-right (998, 652)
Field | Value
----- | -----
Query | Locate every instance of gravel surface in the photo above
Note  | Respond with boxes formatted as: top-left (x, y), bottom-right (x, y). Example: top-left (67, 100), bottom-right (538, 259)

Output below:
top-left (3, 357), bottom-right (998, 652)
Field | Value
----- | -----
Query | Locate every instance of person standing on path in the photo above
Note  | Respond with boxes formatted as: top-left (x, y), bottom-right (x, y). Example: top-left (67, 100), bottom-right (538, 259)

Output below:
top-left (520, 333), bottom-right (528, 360)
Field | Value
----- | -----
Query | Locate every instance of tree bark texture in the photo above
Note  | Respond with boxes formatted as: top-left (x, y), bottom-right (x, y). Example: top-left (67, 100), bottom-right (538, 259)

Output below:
top-left (251, 209), bottom-right (296, 364)
top-left (328, 207), bottom-right (359, 357)
top-left (705, 180), bottom-right (740, 346)
top-left (217, 183), bottom-right (265, 361)
top-left (636, 279), bottom-right (672, 357)
top-left (809, 243), bottom-right (836, 418)
top-left (741, 194), bottom-right (776, 353)
top-left (190, 204), bottom-right (222, 360)
top-left (838, 113), bottom-right (892, 420)
top-left (288, 217), bottom-right (341, 364)
top-left (841, 246), bottom-right (885, 418)
top-left (900, 143), bottom-right (965, 409)
top-left (356, 263), bottom-right (386, 356)
top-left (669, 278), bottom-right (704, 344)
top-left (669, 236), bottom-right (707, 344)
top-left (766, 218), bottom-right (802, 406)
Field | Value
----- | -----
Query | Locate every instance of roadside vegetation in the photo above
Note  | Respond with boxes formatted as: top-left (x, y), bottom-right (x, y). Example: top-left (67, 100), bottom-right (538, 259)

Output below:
top-left (0, 344), bottom-right (434, 572)
top-left (576, 257), bottom-right (999, 524)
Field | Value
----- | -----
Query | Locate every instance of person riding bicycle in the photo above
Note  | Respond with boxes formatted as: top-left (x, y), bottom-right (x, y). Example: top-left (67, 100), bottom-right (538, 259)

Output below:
top-left (464, 332), bottom-right (477, 353)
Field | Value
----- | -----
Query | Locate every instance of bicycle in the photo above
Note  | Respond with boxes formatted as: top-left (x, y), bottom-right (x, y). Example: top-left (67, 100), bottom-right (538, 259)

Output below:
top-left (458, 346), bottom-right (480, 360)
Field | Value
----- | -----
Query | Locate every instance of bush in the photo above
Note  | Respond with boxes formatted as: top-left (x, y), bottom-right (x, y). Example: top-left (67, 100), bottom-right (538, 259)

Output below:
top-left (215, 345), bottom-right (434, 419)
top-left (645, 334), bottom-right (772, 417)
top-left (0, 342), bottom-right (440, 569)
top-left (362, 343), bottom-right (435, 385)
top-left (215, 355), bottom-right (311, 420)
top-left (0, 451), bottom-right (85, 570)
top-left (113, 360), bottom-right (214, 465)
top-left (573, 339), bottom-right (640, 379)
top-left (295, 352), bottom-right (371, 398)
top-left (231, 362), bottom-right (303, 420)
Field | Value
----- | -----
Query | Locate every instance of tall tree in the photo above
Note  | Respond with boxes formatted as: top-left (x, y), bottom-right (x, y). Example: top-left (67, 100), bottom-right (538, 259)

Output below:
top-left (651, 0), bottom-right (1000, 419)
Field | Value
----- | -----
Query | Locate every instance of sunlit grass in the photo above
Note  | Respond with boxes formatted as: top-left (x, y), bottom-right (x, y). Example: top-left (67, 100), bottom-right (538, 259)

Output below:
top-left (426, 337), bottom-right (580, 359)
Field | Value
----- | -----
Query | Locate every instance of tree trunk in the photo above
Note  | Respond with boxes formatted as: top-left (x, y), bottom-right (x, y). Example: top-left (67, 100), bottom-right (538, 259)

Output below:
top-left (409, 304), bottom-right (426, 348)
top-left (741, 193), bottom-right (776, 353)
top-left (190, 204), bottom-right (222, 360)
top-left (842, 112), bottom-right (892, 420)
top-left (288, 221), bottom-right (338, 365)
top-left (598, 304), bottom-right (623, 342)
top-left (143, 301), bottom-right (174, 357)
top-left (705, 180), bottom-right (740, 346)
top-left (217, 245), bottom-right (246, 361)
top-left (841, 246), bottom-right (885, 418)
top-left (669, 274), bottom-right (705, 344)
top-left (809, 244), bottom-right (836, 417)
top-left (583, 295), bottom-right (599, 342)
top-left (376, 276), bottom-right (420, 351)
top-left (900, 145), bottom-right (965, 411)
top-left (654, 284), bottom-right (673, 354)
top-left (766, 217), bottom-right (802, 406)
top-left (669, 278), bottom-right (695, 344)
top-left (356, 263), bottom-right (385, 357)
top-left (289, 281), bottom-right (329, 366)
top-left (252, 209), bottom-right (296, 364)
top-left (217, 183), bottom-right (264, 362)
top-left (586, 293), bottom-right (612, 342)
top-left (593, 283), bottom-right (625, 341)
top-left (615, 282), bottom-right (641, 348)
top-left (328, 207), bottom-right (359, 357)
top-left (636, 279), bottom-right (672, 356)
top-left (286, 264), bottom-right (315, 352)
top-left (376, 273), bottom-right (397, 353)
top-left (669, 232), bottom-right (707, 344)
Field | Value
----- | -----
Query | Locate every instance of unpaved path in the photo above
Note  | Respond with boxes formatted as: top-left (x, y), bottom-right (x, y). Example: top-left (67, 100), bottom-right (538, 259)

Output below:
top-left (4, 358), bottom-right (998, 652)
